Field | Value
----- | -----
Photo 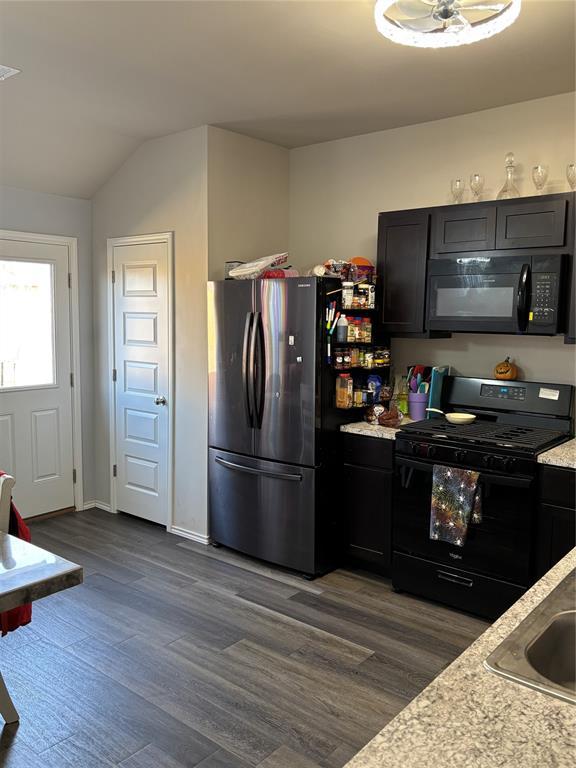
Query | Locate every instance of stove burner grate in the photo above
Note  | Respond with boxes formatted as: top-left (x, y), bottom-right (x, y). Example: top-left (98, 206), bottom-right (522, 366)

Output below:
top-left (401, 419), bottom-right (566, 452)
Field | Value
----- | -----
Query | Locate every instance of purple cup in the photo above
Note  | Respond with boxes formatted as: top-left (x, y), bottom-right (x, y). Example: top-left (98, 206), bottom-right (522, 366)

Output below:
top-left (408, 392), bottom-right (429, 422)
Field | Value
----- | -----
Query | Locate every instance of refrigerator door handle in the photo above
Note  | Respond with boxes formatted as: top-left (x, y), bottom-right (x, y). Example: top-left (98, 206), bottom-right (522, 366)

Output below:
top-left (250, 311), bottom-right (266, 429)
top-left (256, 311), bottom-right (266, 428)
top-left (242, 312), bottom-right (254, 428)
top-left (214, 456), bottom-right (303, 482)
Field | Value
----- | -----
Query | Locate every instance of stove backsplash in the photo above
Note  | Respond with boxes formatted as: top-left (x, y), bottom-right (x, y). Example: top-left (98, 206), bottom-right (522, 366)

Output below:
top-left (391, 334), bottom-right (575, 388)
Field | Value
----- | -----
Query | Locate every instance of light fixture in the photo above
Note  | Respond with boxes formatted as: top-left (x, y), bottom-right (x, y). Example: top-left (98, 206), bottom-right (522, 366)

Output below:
top-left (0, 65), bottom-right (21, 81)
top-left (374, 0), bottom-right (522, 48)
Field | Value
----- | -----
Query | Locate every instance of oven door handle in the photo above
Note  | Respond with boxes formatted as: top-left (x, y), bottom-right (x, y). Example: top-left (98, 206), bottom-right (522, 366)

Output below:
top-left (396, 456), bottom-right (533, 490)
top-left (396, 457), bottom-right (434, 473)
top-left (479, 475), bottom-right (533, 490)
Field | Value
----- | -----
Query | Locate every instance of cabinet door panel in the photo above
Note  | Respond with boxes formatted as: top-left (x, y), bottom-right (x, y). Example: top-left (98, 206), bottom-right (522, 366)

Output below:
top-left (496, 199), bottom-right (567, 249)
top-left (431, 205), bottom-right (496, 255)
top-left (343, 463), bottom-right (392, 573)
top-left (536, 503), bottom-right (576, 578)
top-left (377, 211), bottom-right (429, 334)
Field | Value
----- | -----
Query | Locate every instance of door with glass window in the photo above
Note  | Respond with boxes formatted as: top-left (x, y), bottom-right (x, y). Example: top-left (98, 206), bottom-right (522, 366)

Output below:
top-left (0, 235), bottom-right (75, 517)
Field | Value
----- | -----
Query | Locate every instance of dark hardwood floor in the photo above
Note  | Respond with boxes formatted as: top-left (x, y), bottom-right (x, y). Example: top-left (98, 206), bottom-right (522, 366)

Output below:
top-left (0, 510), bottom-right (488, 768)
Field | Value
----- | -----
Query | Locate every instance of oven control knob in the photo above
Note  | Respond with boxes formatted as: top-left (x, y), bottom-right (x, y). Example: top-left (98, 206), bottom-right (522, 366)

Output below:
top-left (411, 442), bottom-right (419, 455)
top-left (501, 457), bottom-right (515, 471)
top-left (454, 450), bottom-right (467, 463)
top-left (426, 445), bottom-right (437, 458)
top-left (481, 454), bottom-right (494, 468)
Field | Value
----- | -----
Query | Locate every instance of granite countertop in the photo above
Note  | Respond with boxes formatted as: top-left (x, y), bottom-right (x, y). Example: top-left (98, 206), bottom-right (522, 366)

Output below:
top-left (340, 418), bottom-right (412, 441)
top-left (341, 421), bottom-right (576, 471)
top-left (0, 532), bottom-right (83, 612)
top-left (538, 438), bottom-right (576, 471)
top-left (345, 548), bottom-right (576, 768)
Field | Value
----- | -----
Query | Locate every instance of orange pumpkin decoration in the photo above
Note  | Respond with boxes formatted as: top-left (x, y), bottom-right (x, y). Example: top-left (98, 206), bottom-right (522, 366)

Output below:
top-left (494, 356), bottom-right (518, 381)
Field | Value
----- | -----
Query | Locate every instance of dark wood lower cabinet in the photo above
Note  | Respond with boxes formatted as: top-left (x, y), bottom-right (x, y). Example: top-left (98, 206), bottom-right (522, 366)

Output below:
top-left (536, 465), bottom-right (576, 577)
top-left (340, 433), bottom-right (393, 574)
top-left (343, 462), bottom-right (392, 574)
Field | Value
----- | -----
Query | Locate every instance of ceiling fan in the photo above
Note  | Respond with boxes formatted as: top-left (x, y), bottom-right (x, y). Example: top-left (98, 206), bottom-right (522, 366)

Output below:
top-left (374, 0), bottom-right (522, 48)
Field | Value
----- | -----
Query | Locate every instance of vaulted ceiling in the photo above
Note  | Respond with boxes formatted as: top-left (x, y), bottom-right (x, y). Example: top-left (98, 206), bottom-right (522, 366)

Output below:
top-left (0, 0), bottom-right (573, 198)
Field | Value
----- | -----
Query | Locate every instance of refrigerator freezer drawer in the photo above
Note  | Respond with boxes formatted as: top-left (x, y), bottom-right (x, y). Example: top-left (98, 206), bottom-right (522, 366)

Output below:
top-left (209, 448), bottom-right (318, 574)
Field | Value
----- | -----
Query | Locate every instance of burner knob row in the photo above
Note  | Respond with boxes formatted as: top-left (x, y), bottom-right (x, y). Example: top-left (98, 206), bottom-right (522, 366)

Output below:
top-left (409, 443), bottom-right (437, 458)
top-left (481, 454), bottom-right (516, 471)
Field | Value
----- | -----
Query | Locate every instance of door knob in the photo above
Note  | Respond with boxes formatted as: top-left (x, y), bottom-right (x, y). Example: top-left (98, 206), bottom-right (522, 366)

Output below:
top-left (154, 395), bottom-right (167, 406)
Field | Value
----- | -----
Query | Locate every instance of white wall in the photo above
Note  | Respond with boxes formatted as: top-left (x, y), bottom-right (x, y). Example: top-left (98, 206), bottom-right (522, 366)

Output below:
top-left (0, 184), bottom-right (96, 501)
top-left (92, 127), bottom-right (209, 537)
top-left (207, 127), bottom-right (289, 280)
top-left (289, 93), bottom-right (576, 384)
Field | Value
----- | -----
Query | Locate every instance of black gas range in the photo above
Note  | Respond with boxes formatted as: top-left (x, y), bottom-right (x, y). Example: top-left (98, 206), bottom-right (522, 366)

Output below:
top-left (393, 376), bottom-right (574, 620)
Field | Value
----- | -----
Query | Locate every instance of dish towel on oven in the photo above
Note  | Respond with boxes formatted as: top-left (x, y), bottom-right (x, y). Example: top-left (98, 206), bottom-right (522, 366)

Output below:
top-left (430, 465), bottom-right (482, 547)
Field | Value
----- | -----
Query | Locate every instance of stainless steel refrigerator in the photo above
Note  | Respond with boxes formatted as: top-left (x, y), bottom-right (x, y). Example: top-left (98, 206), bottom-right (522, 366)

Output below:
top-left (207, 277), bottom-right (342, 576)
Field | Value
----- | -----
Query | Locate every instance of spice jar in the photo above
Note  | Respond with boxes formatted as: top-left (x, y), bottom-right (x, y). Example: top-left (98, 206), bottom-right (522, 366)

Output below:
top-left (362, 318), bottom-right (372, 343)
top-left (374, 347), bottom-right (390, 367)
top-left (353, 388), bottom-right (363, 407)
top-left (342, 282), bottom-right (354, 310)
top-left (336, 374), bottom-right (353, 409)
top-left (364, 351), bottom-right (374, 369)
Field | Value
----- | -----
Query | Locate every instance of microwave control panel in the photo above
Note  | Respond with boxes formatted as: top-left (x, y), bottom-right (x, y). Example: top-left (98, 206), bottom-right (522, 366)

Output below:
top-left (530, 272), bottom-right (558, 326)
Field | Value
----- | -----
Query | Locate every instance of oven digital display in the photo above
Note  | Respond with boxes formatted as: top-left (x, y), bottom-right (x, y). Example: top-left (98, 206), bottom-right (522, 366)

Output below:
top-left (481, 384), bottom-right (526, 401)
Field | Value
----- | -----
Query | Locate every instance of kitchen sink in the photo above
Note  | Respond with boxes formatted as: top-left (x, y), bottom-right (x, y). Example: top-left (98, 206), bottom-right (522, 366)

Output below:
top-left (485, 569), bottom-right (576, 704)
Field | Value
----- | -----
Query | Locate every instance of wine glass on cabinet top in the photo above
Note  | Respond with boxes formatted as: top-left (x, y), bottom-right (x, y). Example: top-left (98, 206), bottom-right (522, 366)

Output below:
top-left (450, 178), bottom-right (465, 204)
top-left (470, 173), bottom-right (485, 201)
top-left (531, 165), bottom-right (549, 195)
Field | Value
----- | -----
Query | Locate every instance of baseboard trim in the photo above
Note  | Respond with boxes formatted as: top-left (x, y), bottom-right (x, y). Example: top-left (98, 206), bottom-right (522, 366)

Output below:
top-left (82, 500), bottom-right (112, 513)
top-left (169, 524), bottom-right (209, 545)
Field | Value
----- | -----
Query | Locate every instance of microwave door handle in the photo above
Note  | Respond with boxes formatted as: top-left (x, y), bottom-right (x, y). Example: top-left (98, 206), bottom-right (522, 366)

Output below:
top-left (517, 264), bottom-right (531, 333)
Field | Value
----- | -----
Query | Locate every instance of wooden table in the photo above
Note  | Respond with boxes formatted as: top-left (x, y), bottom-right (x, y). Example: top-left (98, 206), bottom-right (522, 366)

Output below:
top-left (0, 532), bottom-right (83, 723)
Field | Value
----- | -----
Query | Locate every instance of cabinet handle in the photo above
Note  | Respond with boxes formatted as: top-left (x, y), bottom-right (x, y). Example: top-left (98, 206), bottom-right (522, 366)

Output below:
top-left (437, 570), bottom-right (473, 588)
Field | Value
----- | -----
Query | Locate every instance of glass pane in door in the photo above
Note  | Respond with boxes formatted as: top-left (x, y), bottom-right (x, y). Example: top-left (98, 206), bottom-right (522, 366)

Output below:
top-left (0, 260), bottom-right (55, 388)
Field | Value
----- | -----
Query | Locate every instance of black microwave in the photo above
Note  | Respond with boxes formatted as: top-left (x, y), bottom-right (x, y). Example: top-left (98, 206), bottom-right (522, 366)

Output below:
top-left (426, 254), bottom-right (566, 335)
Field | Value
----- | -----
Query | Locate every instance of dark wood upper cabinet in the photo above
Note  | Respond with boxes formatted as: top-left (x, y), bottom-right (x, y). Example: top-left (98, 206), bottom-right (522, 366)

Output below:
top-left (431, 204), bottom-right (496, 256)
top-left (496, 198), bottom-right (567, 249)
top-left (377, 210), bottom-right (429, 334)
top-left (377, 193), bottom-right (574, 341)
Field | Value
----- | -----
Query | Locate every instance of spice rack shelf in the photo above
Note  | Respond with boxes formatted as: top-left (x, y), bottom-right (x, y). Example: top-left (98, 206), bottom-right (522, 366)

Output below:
top-left (334, 404), bottom-right (366, 411)
top-left (333, 366), bottom-right (391, 372)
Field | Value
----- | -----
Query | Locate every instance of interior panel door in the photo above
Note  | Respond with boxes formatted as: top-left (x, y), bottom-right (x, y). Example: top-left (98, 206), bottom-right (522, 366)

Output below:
top-left (0, 235), bottom-right (75, 517)
top-left (254, 279), bottom-right (318, 467)
top-left (112, 235), bottom-right (171, 525)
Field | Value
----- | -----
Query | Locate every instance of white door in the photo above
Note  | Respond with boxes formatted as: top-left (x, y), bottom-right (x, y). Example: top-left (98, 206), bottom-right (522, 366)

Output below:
top-left (0, 236), bottom-right (75, 518)
top-left (110, 234), bottom-right (172, 526)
